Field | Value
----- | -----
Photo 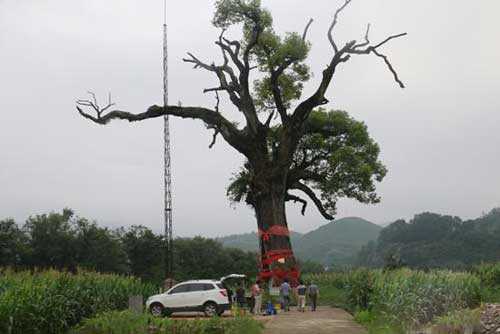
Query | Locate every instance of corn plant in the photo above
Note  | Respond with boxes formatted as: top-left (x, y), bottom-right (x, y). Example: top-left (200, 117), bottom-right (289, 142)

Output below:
top-left (0, 268), bottom-right (157, 334)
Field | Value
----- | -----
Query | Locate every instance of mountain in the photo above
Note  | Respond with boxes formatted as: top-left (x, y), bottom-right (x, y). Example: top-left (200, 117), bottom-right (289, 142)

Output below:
top-left (294, 217), bottom-right (382, 266)
top-left (217, 217), bottom-right (382, 266)
top-left (217, 231), bottom-right (303, 252)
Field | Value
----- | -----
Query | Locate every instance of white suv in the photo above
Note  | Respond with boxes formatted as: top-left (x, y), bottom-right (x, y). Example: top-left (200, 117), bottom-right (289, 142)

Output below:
top-left (146, 275), bottom-right (245, 317)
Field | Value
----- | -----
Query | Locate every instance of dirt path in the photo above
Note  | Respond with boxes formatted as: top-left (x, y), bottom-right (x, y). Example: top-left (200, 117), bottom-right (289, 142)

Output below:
top-left (258, 307), bottom-right (367, 334)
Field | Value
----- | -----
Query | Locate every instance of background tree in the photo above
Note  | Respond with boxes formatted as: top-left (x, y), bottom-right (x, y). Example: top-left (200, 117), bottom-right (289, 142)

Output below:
top-left (120, 225), bottom-right (165, 284)
top-left (0, 218), bottom-right (28, 267)
top-left (0, 209), bottom-right (259, 282)
top-left (23, 209), bottom-right (78, 270)
top-left (173, 237), bottom-right (257, 281)
top-left (22, 209), bottom-right (128, 273)
top-left (73, 217), bottom-right (128, 274)
top-left (76, 0), bottom-right (406, 280)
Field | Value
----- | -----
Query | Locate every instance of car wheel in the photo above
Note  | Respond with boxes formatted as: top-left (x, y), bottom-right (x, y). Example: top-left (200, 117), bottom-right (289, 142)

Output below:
top-left (203, 302), bottom-right (218, 317)
top-left (150, 303), bottom-right (165, 317)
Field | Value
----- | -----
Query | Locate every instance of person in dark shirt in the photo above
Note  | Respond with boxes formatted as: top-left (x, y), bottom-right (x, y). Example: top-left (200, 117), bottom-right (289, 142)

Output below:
top-left (279, 279), bottom-right (291, 312)
top-left (307, 281), bottom-right (319, 311)
top-left (297, 280), bottom-right (307, 312)
top-left (236, 283), bottom-right (246, 314)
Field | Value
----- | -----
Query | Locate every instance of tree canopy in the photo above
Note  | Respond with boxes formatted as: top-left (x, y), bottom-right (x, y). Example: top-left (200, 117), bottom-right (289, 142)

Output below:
top-left (228, 108), bottom-right (387, 219)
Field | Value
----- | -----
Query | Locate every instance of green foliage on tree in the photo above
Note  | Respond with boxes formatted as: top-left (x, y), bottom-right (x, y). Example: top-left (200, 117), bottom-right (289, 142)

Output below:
top-left (0, 218), bottom-right (28, 266)
top-left (120, 226), bottom-right (165, 284)
top-left (174, 237), bottom-right (257, 281)
top-left (228, 109), bottom-right (387, 219)
top-left (357, 208), bottom-right (500, 268)
top-left (22, 209), bottom-right (127, 274)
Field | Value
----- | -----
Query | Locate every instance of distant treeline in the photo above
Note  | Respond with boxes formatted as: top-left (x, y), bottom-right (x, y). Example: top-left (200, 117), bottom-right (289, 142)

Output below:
top-left (357, 208), bottom-right (500, 269)
top-left (0, 209), bottom-right (258, 284)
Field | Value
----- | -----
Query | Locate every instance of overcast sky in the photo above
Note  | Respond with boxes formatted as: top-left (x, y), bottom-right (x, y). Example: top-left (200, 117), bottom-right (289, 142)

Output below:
top-left (1, 0), bottom-right (499, 237)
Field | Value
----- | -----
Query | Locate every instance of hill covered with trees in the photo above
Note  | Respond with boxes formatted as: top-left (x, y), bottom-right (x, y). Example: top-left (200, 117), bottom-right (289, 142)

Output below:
top-left (219, 217), bottom-right (382, 266)
top-left (357, 208), bottom-right (500, 268)
top-left (294, 217), bottom-right (382, 266)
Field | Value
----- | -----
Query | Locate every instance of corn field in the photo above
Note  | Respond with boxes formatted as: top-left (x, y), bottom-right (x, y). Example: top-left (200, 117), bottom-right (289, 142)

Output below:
top-left (305, 267), bottom-right (485, 329)
top-left (0, 269), bottom-right (157, 334)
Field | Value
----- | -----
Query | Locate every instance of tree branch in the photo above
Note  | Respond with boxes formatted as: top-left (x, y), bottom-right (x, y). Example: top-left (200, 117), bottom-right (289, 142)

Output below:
top-left (302, 18), bottom-right (314, 41)
top-left (347, 32), bottom-right (407, 88)
top-left (354, 23), bottom-right (371, 49)
top-left (373, 50), bottom-right (405, 88)
top-left (208, 91), bottom-right (221, 149)
top-left (264, 111), bottom-right (275, 128)
top-left (328, 0), bottom-right (352, 53)
top-left (285, 193), bottom-right (308, 216)
top-left (76, 96), bottom-right (251, 155)
top-left (291, 182), bottom-right (335, 220)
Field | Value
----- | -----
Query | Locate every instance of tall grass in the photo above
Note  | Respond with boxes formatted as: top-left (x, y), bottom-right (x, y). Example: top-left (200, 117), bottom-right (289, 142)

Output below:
top-left (304, 268), bottom-right (482, 329)
top-left (0, 268), bottom-right (157, 334)
top-left (473, 263), bottom-right (500, 287)
top-left (473, 263), bottom-right (500, 303)
top-left (371, 269), bottom-right (481, 327)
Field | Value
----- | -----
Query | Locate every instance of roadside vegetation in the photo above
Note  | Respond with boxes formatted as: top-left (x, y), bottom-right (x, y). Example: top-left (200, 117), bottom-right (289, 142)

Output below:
top-left (72, 311), bottom-right (263, 334)
top-left (0, 269), bottom-right (156, 334)
top-left (305, 263), bottom-right (500, 333)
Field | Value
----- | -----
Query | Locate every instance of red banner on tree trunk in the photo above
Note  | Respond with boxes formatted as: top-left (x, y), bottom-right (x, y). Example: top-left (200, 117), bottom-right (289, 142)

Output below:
top-left (258, 225), bottom-right (290, 241)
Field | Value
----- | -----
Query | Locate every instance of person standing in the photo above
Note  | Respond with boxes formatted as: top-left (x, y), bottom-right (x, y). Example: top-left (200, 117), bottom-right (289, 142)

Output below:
top-left (307, 281), bottom-right (319, 311)
top-left (297, 280), bottom-right (307, 312)
top-left (279, 279), bottom-right (291, 312)
top-left (236, 283), bottom-right (247, 315)
top-left (251, 280), bottom-right (262, 315)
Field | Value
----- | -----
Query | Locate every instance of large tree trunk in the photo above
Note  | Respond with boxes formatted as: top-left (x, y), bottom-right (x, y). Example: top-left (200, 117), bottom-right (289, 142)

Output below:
top-left (251, 174), bottom-right (300, 285)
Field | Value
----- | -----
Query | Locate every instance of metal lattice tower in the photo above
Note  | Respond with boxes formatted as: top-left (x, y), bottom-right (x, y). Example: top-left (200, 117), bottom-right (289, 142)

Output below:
top-left (163, 0), bottom-right (173, 279)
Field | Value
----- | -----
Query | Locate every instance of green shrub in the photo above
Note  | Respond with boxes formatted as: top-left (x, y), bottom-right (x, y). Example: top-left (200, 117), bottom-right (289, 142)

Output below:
top-left (0, 269), bottom-right (157, 334)
top-left (72, 310), bottom-right (264, 334)
top-left (354, 310), bottom-right (375, 324)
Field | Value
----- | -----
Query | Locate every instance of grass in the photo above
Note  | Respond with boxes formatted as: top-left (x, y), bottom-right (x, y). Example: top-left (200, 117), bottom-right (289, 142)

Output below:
top-left (431, 308), bottom-right (482, 334)
top-left (72, 310), bottom-right (264, 334)
top-left (354, 310), bottom-right (404, 334)
top-left (482, 287), bottom-right (500, 303)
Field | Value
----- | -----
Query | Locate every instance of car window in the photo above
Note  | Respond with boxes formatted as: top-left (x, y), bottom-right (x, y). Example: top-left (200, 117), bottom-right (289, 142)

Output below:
top-left (203, 283), bottom-right (215, 291)
top-left (169, 284), bottom-right (189, 294)
top-left (216, 283), bottom-right (224, 289)
top-left (187, 283), bottom-right (206, 292)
